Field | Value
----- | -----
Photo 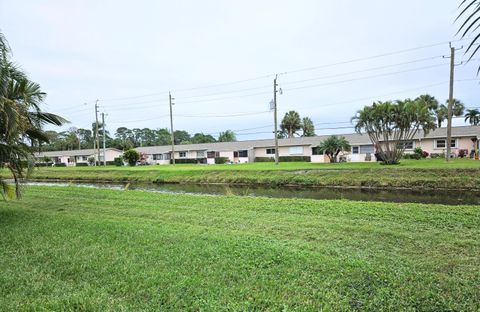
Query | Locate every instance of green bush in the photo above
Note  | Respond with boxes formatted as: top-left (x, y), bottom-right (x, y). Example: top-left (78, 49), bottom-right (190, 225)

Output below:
top-left (75, 163), bottom-right (89, 167)
top-left (430, 153), bottom-right (444, 159)
top-left (54, 163), bottom-right (67, 167)
top-left (35, 162), bottom-right (53, 167)
top-left (279, 156), bottom-right (311, 162)
top-left (113, 157), bottom-right (124, 166)
top-left (254, 157), bottom-right (275, 162)
top-left (171, 158), bottom-right (205, 164)
top-left (123, 149), bottom-right (140, 166)
top-left (403, 153), bottom-right (421, 160)
top-left (214, 157), bottom-right (229, 164)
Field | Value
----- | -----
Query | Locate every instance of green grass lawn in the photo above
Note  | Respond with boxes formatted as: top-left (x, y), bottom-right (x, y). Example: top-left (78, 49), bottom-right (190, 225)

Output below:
top-left (5, 158), bottom-right (480, 190)
top-left (1, 186), bottom-right (479, 310)
top-left (35, 158), bottom-right (480, 171)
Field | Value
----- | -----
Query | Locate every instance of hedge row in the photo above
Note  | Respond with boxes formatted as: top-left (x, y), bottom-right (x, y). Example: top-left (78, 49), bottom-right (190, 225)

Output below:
top-left (254, 156), bottom-right (311, 162)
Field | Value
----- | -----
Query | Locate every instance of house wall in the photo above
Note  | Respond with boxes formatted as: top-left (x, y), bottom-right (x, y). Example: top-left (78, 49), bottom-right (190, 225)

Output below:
top-left (254, 146), bottom-right (311, 158)
top-left (418, 137), bottom-right (476, 156)
top-left (105, 150), bottom-right (123, 162)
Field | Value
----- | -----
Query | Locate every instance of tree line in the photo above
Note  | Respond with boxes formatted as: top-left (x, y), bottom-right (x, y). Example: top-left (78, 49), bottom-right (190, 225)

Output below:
top-left (40, 125), bottom-right (238, 151)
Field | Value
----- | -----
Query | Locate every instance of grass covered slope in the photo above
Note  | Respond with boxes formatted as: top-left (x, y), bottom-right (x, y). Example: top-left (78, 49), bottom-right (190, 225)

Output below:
top-left (10, 159), bottom-right (480, 189)
top-left (1, 186), bottom-right (479, 310)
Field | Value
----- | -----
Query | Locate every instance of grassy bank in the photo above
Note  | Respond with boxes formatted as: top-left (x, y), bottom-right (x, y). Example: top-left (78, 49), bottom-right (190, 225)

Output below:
top-left (1, 186), bottom-right (479, 310)
top-left (5, 159), bottom-right (480, 189)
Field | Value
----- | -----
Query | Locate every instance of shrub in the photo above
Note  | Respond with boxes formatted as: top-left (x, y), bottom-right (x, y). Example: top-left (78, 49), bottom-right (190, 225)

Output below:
top-left (458, 149), bottom-right (468, 158)
top-left (87, 157), bottom-right (95, 166)
top-left (279, 156), bottom-right (311, 162)
top-left (123, 149), bottom-right (140, 166)
top-left (76, 163), bottom-right (88, 167)
top-left (430, 153), bottom-right (444, 159)
top-left (113, 157), bottom-right (124, 166)
top-left (255, 157), bottom-right (275, 162)
top-left (422, 151), bottom-right (429, 158)
top-left (215, 157), bottom-right (229, 164)
top-left (54, 163), bottom-right (67, 167)
top-left (403, 153), bottom-right (421, 160)
top-left (171, 158), bottom-right (203, 164)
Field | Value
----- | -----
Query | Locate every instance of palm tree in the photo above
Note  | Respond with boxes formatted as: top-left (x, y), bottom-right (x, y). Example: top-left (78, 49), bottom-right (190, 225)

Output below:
top-left (456, 1), bottom-right (480, 70)
top-left (465, 108), bottom-right (480, 158)
top-left (1, 32), bottom-right (67, 199)
top-left (280, 110), bottom-right (301, 138)
top-left (435, 99), bottom-right (465, 127)
top-left (301, 117), bottom-right (315, 137)
top-left (317, 136), bottom-right (351, 163)
top-left (465, 108), bottom-right (480, 125)
top-left (435, 105), bottom-right (448, 128)
top-left (416, 94), bottom-right (439, 112)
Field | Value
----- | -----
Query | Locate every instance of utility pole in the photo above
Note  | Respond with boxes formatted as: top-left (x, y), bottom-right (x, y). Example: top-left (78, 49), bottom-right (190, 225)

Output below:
top-left (273, 75), bottom-right (279, 165)
top-left (102, 112), bottom-right (106, 166)
top-left (169, 92), bottom-right (175, 165)
top-left (94, 100), bottom-right (100, 166)
top-left (445, 43), bottom-right (462, 162)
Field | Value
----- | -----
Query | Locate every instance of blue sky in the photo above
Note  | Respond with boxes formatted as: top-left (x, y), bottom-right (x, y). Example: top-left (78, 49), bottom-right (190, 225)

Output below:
top-left (1, 0), bottom-right (479, 139)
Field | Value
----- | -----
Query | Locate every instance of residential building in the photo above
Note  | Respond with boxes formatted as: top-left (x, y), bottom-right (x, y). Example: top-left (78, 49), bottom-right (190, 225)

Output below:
top-left (34, 148), bottom-right (123, 166)
top-left (137, 126), bottom-right (480, 164)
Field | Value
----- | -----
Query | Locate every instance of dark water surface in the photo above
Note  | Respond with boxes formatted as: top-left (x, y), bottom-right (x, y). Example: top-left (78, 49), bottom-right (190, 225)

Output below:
top-left (26, 181), bottom-right (480, 205)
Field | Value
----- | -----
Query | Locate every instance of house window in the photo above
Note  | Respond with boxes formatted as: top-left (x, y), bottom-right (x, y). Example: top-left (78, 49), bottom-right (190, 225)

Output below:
top-left (398, 141), bottom-right (414, 150)
top-left (266, 148), bottom-right (276, 155)
top-left (179, 151), bottom-right (186, 158)
top-left (153, 154), bottom-right (163, 160)
top-left (197, 151), bottom-right (205, 158)
top-left (312, 147), bottom-right (322, 155)
top-left (352, 146), bottom-right (359, 154)
top-left (360, 145), bottom-right (374, 154)
top-left (207, 151), bottom-right (219, 158)
top-left (238, 150), bottom-right (248, 157)
top-left (164, 153), bottom-right (171, 160)
top-left (435, 139), bottom-right (457, 149)
top-left (289, 146), bottom-right (303, 155)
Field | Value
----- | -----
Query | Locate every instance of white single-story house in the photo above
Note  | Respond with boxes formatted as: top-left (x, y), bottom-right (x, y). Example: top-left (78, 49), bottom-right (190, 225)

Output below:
top-left (34, 148), bottom-right (123, 166)
top-left (137, 126), bottom-right (480, 164)
top-left (35, 126), bottom-right (480, 166)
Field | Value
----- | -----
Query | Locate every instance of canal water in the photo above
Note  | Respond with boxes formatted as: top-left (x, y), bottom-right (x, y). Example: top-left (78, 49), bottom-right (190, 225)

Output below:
top-left (26, 181), bottom-right (480, 205)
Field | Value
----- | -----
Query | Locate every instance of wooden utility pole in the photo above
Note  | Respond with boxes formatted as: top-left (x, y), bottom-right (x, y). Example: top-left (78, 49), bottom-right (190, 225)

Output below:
top-left (94, 100), bottom-right (100, 166)
top-left (446, 44), bottom-right (455, 162)
top-left (102, 112), bottom-right (106, 166)
top-left (273, 75), bottom-right (279, 165)
top-left (169, 92), bottom-right (175, 165)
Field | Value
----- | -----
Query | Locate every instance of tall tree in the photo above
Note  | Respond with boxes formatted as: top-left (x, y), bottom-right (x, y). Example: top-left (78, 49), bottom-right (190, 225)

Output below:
top-left (465, 108), bottom-right (480, 125)
top-left (456, 0), bottom-right (480, 71)
top-left (191, 133), bottom-right (216, 144)
top-left (156, 128), bottom-right (172, 145)
top-left (434, 99), bottom-right (465, 127)
top-left (280, 110), bottom-right (302, 138)
top-left (173, 130), bottom-right (191, 144)
top-left (218, 130), bottom-right (237, 142)
top-left (1, 32), bottom-right (67, 199)
top-left (352, 99), bottom-right (436, 165)
top-left (317, 136), bottom-right (350, 163)
top-left (301, 117), bottom-right (315, 137)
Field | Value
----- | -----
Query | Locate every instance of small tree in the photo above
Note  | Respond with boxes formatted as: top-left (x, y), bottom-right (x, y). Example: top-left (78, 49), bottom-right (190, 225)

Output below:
top-left (317, 136), bottom-right (351, 163)
top-left (123, 149), bottom-right (140, 166)
top-left (352, 99), bottom-right (436, 165)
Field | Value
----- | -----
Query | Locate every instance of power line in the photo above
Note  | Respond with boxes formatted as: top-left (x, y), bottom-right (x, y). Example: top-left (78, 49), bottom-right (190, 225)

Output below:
top-left (78, 38), bottom-right (472, 105)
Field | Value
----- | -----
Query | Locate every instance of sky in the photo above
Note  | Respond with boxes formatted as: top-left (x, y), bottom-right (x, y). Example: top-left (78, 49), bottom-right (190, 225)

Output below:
top-left (1, 0), bottom-right (479, 140)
